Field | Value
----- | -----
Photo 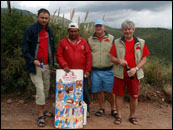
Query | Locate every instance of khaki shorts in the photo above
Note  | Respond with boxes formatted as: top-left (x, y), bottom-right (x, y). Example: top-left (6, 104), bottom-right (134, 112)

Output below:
top-left (30, 65), bottom-right (50, 105)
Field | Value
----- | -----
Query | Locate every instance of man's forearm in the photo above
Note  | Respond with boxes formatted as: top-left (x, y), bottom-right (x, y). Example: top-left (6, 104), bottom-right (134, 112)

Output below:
top-left (136, 57), bottom-right (147, 69)
top-left (111, 56), bottom-right (128, 66)
top-left (111, 56), bottom-right (120, 64)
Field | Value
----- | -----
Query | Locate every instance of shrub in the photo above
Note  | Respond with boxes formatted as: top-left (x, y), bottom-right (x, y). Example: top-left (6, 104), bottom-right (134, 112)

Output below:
top-left (162, 84), bottom-right (172, 103)
top-left (143, 56), bottom-right (172, 87)
top-left (1, 9), bottom-right (35, 93)
top-left (140, 56), bottom-right (172, 103)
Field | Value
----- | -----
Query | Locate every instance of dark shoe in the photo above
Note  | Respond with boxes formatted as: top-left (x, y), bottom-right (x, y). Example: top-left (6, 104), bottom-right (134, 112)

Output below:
top-left (95, 109), bottom-right (105, 116)
top-left (37, 116), bottom-right (46, 127)
top-left (43, 110), bottom-right (54, 118)
top-left (87, 111), bottom-right (90, 118)
top-left (111, 110), bottom-right (118, 118)
top-left (129, 117), bottom-right (138, 125)
top-left (114, 116), bottom-right (122, 125)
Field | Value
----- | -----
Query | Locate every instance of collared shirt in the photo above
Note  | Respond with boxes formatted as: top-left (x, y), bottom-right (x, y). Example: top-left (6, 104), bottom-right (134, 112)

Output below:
top-left (56, 37), bottom-right (92, 73)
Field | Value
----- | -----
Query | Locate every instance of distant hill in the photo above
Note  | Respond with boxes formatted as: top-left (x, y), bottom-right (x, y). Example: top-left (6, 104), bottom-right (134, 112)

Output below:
top-left (1, 8), bottom-right (71, 26)
top-left (135, 28), bottom-right (172, 62)
top-left (1, 8), bottom-right (35, 16)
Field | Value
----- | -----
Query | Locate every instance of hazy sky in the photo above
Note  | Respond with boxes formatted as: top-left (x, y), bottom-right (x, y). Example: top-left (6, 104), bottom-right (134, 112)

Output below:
top-left (1, 1), bottom-right (172, 29)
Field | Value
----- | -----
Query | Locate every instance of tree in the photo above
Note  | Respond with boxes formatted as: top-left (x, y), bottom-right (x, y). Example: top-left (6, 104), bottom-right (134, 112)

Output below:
top-left (7, 1), bottom-right (11, 13)
top-left (1, 9), bottom-right (35, 93)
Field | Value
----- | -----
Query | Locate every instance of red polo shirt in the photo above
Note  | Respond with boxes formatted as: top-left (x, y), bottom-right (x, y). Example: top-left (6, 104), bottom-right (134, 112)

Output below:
top-left (110, 37), bottom-right (150, 77)
top-left (36, 27), bottom-right (49, 64)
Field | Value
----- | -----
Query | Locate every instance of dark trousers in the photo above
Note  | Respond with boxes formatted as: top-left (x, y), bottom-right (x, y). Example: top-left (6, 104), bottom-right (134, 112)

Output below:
top-left (83, 77), bottom-right (90, 112)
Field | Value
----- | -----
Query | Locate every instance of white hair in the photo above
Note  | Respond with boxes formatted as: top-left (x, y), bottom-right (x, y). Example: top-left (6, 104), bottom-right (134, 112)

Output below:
top-left (121, 20), bottom-right (135, 29)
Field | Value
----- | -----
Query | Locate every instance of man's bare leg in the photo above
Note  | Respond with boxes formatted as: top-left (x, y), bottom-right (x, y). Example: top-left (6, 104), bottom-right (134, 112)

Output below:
top-left (116, 96), bottom-right (124, 118)
top-left (129, 97), bottom-right (138, 124)
top-left (129, 97), bottom-right (138, 117)
top-left (114, 95), bottom-right (123, 124)
top-left (97, 91), bottom-right (105, 109)
top-left (37, 105), bottom-right (45, 126)
top-left (106, 92), bottom-right (116, 111)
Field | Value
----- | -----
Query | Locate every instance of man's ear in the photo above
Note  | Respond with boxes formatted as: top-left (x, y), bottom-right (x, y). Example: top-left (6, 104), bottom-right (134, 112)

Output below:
top-left (133, 28), bottom-right (135, 32)
top-left (104, 26), bottom-right (106, 30)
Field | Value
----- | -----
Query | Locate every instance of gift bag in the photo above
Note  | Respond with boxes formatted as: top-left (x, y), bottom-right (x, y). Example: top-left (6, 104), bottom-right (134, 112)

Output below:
top-left (55, 69), bottom-right (87, 129)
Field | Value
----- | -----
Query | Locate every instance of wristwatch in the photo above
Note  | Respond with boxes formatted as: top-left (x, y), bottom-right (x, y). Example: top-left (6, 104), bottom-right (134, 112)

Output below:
top-left (135, 67), bottom-right (139, 71)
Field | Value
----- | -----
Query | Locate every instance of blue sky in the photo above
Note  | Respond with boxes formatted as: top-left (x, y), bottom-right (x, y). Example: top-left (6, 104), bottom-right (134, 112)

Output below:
top-left (1, 1), bottom-right (172, 29)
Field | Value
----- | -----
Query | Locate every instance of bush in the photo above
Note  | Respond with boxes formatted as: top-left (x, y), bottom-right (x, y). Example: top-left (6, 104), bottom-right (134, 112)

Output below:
top-left (140, 56), bottom-right (172, 103)
top-left (143, 56), bottom-right (172, 87)
top-left (49, 23), bottom-right (68, 47)
top-left (162, 84), bottom-right (172, 103)
top-left (1, 9), bottom-right (35, 93)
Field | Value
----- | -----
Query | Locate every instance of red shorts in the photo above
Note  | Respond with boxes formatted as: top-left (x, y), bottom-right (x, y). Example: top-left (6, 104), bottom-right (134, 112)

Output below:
top-left (112, 76), bottom-right (140, 99)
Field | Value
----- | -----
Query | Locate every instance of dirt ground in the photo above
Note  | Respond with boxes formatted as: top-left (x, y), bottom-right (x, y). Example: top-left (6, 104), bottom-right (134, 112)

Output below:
top-left (1, 94), bottom-right (172, 129)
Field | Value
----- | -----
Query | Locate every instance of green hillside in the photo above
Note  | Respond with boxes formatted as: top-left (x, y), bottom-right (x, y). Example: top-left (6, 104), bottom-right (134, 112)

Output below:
top-left (1, 8), bottom-right (71, 26)
top-left (1, 8), bottom-right (35, 16)
top-left (136, 28), bottom-right (172, 62)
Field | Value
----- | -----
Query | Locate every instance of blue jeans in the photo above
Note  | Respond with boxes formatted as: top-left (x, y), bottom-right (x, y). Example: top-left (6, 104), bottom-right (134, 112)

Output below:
top-left (83, 77), bottom-right (90, 112)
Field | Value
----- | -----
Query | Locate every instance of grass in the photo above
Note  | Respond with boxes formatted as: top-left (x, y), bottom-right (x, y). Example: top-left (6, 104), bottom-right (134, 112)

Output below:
top-left (140, 56), bottom-right (172, 103)
top-left (143, 56), bottom-right (172, 86)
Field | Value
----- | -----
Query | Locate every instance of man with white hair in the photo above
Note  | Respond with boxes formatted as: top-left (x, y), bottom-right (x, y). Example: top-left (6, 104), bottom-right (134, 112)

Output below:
top-left (110, 20), bottom-right (150, 125)
top-left (56, 22), bottom-right (92, 117)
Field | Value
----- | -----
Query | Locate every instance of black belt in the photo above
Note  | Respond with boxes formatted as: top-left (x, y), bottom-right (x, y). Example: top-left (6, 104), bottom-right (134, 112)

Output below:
top-left (92, 66), bottom-right (113, 71)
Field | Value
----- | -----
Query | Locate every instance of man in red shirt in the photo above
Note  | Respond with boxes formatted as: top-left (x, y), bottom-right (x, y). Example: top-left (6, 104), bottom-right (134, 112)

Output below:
top-left (56, 22), bottom-right (92, 117)
top-left (110, 20), bottom-right (150, 125)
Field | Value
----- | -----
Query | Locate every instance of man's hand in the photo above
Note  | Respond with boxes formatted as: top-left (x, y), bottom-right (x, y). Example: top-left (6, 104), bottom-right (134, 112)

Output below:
top-left (33, 60), bottom-right (41, 67)
top-left (84, 72), bottom-right (90, 78)
top-left (64, 66), bottom-right (70, 73)
top-left (129, 67), bottom-right (137, 77)
top-left (119, 59), bottom-right (128, 67)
